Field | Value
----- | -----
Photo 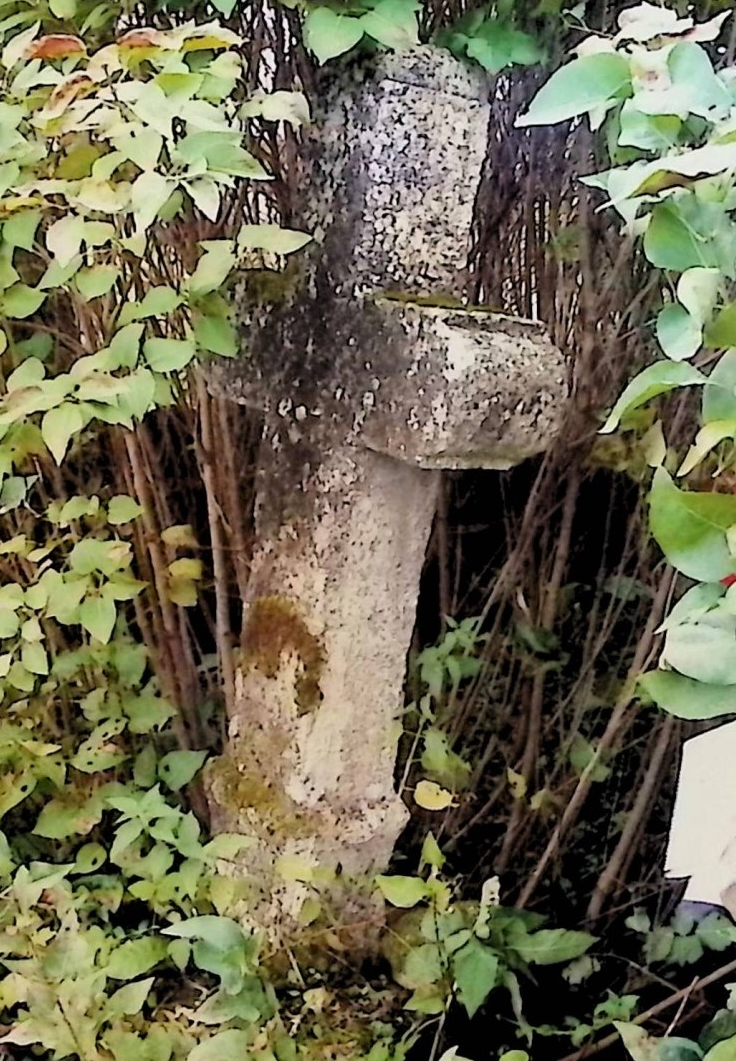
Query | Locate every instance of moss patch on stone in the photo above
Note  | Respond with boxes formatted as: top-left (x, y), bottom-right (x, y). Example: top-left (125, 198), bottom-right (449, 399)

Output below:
top-left (242, 595), bottom-right (324, 716)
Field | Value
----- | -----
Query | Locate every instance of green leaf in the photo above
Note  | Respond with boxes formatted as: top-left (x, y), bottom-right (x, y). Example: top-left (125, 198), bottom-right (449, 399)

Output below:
top-left (303, 7), bottom-right (365, 63)
top-left (143, 338), bottom-right (196, 373)
top-left (189, 242), bottom-right (236, 296)
top-left (46, 215), bottom-right (85, 268)
top-left (158, 750), bottom-right (207, 791)
top-left (130, 170), bottom-right (172, 236)
top-left (452, 937), bottom-right (499, 1017)
top-left (650, 468), bottom-right (736, 581)
top-left (360, 0), bottom-right (420, 49)
top-left (663, 615), bottom-right (736, 685)
top-left (511, 927), bottom-right (595, 965)
top-left (420, 832), bottom-right (445, 871)
top-left (668, 41), bottom-right (731, 119)
top-left (168, 938), bottom-right (191, 970)
top-left (704, 350), bottom-right (736, 424)
top-left (678, 268), bottom-right (720, 325)
top-left (516, 54), bottom-right (631, 127)
top-left (50, 0), bottom-right (77, 16)
top-left (617, 102), bottom-right (680, 152)
top-left (707, 303), bottom-right (736, 348)
top-left (640, 670), bottom-right (736, 720)
top-left (644, 202), bottom-right (718, 271)
top-left (696, 912), bottom-right (736, 951)
top-left (21, 640), bottom-right (48, 675)
top-left (107, 938), bottom-right (168, 980)
top-left (678, 420), bottom-right (736, 476)
top-left (463, 21), bottom-right (542, 74)
top-left (241, 91), bottom-right (310, 127)
top-left (108, 495), bottom-right (143, 525)
top-left (601, 362), bottom-right (706, 433)
top-left (194, 313), bottom-right (238, 357)
top-left (76, 265), bottom-right (119, 302)
top-left (106, 978), bottom-right (154, 1018)
top-left (73, 842), bottom-right (106, 873)
top-left (118, 286), bottom-right (182, 326)
top-left (3, 283), bottom-right (45, 319)
top-left (34, 798), bottom-right (103, 839)
top-left (4, 209), bottom-right (41, 250)
top-left (656, 304), bottom-right (702, 361)
top-left (161, 916), bottom-right (246, 950)
top-left (41, 403), bottom-right (84, 464)
top-left (375, 875), bottom-right (428, 908)
top-left (187, 1031), bottom-right (252, 1061)
top-left (238, 224), bottom-right (311, 255)
top-left (79, 595), bottom-right (117, 643)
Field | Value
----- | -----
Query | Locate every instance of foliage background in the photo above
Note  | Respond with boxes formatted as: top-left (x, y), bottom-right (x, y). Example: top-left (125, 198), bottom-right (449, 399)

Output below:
top-left (3, 1), bottom-right (736, 1061)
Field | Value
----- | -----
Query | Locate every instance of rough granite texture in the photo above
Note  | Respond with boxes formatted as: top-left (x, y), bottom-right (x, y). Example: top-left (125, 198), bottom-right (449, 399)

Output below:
top-left (206, 46), bottom-right (569, 926)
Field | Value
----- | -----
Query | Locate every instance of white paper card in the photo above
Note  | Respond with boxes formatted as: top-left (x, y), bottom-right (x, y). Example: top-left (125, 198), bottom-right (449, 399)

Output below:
top-left (665, 719), bottom-right (736, 907)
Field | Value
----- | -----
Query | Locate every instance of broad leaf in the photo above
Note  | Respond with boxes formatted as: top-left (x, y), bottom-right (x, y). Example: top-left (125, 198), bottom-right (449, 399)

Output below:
top-left (640, 669), bottom-right (736, 719)
top-left (452, 937), bottom-right (499, 1017)
top-left (303, 7), bottom-right (365, 63)
top-left (649, 468), bottom-right (736, 581)
top-left (375, 875), bottom-right (428, 908)
top-left (516, 54), bottom-right (631, 127)
top-left (601, 362), bottom-right (706, 433)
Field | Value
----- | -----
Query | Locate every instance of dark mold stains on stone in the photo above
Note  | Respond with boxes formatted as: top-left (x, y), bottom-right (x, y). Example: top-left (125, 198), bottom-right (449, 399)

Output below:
top-left (242, 595), bottom-right (325, 716)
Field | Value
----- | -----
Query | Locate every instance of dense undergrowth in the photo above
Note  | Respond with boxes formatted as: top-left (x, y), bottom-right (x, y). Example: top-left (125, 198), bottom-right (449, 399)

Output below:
top-left (3, 2), bottom-right (736, 1061)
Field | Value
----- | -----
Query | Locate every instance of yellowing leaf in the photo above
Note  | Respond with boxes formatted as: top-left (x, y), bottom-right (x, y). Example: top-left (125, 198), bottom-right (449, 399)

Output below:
top-left (414, 780), bottom-right (454, 811)
top-left (162, 524), bottom-right (198, 548)
top-left (168, 558), bottom-right (202, 580)
top-left (108, 495), bottom-right (143, 525)
top-left (507, 767), bottom-right (527, 800)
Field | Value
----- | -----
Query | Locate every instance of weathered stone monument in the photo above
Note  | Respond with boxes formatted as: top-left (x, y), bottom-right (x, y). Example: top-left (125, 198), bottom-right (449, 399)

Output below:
top-left (208, 46), bottom-right (567, 922)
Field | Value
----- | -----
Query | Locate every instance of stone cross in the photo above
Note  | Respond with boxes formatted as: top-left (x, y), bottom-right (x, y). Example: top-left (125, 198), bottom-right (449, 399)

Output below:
top-left (208, 46), bottom-right (567, 922)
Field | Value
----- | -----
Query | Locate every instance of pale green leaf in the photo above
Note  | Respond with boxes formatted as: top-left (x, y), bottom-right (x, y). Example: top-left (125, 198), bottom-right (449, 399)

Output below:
top-left (143, 338), bottom-right (196, 373)
top-left (516, 54), bottom-right (631, 127)
top-left (108, 495), bottom-right (143, 525)
top-left (187, 1031), bottom-right (252, 1061)
top-left (188, 241), bottom-right (236, 296)
top-left (241, 91), bottom-right (310, 127)
top-left (21, 640), bottom-right (48, 675)
top-left (601, 361), bottom-right (707, 433)
top-left (79, 595), bottom-right (117, 643)
top-left (158, 750), bottom-right (207, 791)
top-left (641, 669), bottom-right (736, 719)
top-left (663, 613), bottom-right (736, 686)
top-left (46, 215), bottom-right (85, 268)
top-left (678, 421), bottom-right (736, 476)
top-left (238, 224), bottom-right (311, 255)
top-left (106, 978), bottom-right (154, 1018)
top-left (107, 938), bottom-right (167, 980)
top-left (303, 7), bottom-right (365, 63)
top-left (361, 0), bottom-right (419, 49)
top-left (650, 468), bottom-right (736, 581)
top-left (656, 304), bottom-right (702, 361)
top-left (375, 875), bottom-right (428, 908)
top-left (41, 403), bottom-right (84, 464)
top-left (3, 209), bottom-right (41, 251)
top-left (3, 284), bottom-right (45, 319)
top-left (76, 265), bottom-right (119, 302)
top-left (677, 267), bottom-right (720, 324)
